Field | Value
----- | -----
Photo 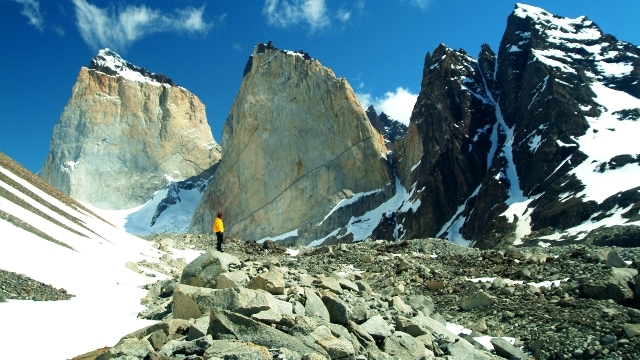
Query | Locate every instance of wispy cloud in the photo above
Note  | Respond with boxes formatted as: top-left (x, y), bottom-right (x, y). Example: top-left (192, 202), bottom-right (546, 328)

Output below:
top-left (8, 0), bottom-right (44, 31)
top-left (401, 0), bottom-right (434, 11)
top-left (71, 0), bottom-right (215, 52)
top-left (263, 0), bottom-right (330, 33)
top-left (357, 87), bottom-right (418, 126)
top-left (263, 0), bottom-right (364, 32)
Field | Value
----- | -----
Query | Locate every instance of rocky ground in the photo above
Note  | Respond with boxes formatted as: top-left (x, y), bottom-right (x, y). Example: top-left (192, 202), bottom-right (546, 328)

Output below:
top-left (73, 234), bottom-right (640, 360)
top-left (0, 268), bottom-right (74, 301)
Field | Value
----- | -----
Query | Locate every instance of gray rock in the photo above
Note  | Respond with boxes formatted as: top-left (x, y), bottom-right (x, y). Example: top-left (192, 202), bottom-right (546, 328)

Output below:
top-left (248, 268), bottom-right (286, 295)
top-left (490, 337), bottom-right (528, 360)
top-left (391, 296), bottom-right (413, 316)
top-left (180, 251), bottom-right (241, 288)
top-left (187, 315), bottom-right (210, 340)
top-left (328, 323), bottom-right (352, 340)
top-left (322, 292), bottom-right (352, 325)
top-left (209, 309), bottom-right (329, 358)
top-left (406, 295), bottom-right (434, 316)
top-left (623, 323), bottom-right (640, 337)
top-left (355, 280), bottom-right (373, 295)
top-left (304, 288), bottom-right (330, 322)
top-left (606, 250), bottom-right (628, 268)
top-left (611, 267), bottom-right (638, 283)
top-left (382, 331), bottom-right (427, 359)
top-left (409, 315), bottom-right (458, 342)
top-left (173, 284), bottom-right (276, 320)
top-left (316, 276), bottom-right (344, 293)
top-left (251, 308), bottom-right (283, 324)
top-left (96, 338), bottom-right (153, 360)
top-left (460, 292), bottom-right (496, 311)
top-left (336, 277), bottom-right (360, 292)
top-left (216, 270), bottom-right (249, 289)
top-left (360, 315), bottom-right (392, 340)
top-left (158, 335), bottom-right (213, 357)
top-left (491, 277), bottom-right (506, 289)
top-left (315, 335), bottom-right (356, 359)
top-left (445, 339), bottom-right (496, 360)
top-left (203, 339), bottom-right (272, 359)
top-left (350, 303), bottom-right (369, 324)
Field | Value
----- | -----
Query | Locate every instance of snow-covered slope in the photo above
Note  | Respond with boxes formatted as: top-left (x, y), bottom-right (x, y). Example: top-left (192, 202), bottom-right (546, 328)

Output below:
top-left (101, 172), bottom-right (215, 236)
top-left (89, 48), bottom-right (176, 86)
top-left (0, 152), bottom-right (201, 359)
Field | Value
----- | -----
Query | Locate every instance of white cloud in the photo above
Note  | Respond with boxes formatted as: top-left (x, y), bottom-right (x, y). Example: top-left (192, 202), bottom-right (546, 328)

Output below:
top-left (336, 7), bottom-right (351, 22)
top-left (9, 0), bottom-right (44, 31)
top-left (263, 0), bottom-right (330, 33)
top-left (401, 0), bottom-right (434, 10)
top-left (71, 0), bottom-right (214, 52)
top-left (357, 87), bottom-right (418, 126)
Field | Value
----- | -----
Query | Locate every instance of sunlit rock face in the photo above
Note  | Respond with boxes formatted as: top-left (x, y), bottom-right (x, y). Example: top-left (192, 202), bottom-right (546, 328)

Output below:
top-left (190, 42), bottom-right (394, 245)
top-left (40, 49), bottom-right (221, 210)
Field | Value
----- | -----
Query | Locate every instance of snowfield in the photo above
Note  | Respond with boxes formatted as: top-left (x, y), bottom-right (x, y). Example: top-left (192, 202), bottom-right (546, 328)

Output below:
top-left (0, 164), bottom-right (202, 359)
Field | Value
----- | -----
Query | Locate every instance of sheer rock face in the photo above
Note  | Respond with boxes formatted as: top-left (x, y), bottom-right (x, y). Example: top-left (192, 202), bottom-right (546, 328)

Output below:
top-left (189, 43), bottom-right (393, 245)
top-left (40, 50), bottom-right (221, 210)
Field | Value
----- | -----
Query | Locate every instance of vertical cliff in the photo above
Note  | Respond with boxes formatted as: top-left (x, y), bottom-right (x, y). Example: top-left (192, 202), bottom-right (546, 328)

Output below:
top-left (189, 43), bottom-right (394, 245)
top-left (40, 49), bottom-right (221, 210)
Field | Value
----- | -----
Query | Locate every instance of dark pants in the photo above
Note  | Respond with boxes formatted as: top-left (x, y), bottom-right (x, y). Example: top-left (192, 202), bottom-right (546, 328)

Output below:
top-left (216, 232), bottom-right (224, 251)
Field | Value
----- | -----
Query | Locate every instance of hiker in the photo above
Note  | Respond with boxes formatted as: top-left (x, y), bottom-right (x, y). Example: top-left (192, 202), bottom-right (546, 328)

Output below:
top-left (214, 212), bottom-right (224, 252)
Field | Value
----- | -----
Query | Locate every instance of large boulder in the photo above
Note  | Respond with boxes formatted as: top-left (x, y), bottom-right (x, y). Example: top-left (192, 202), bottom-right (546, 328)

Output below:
top-left (173, 284), bottom-right (284, 320)
top-left (247, 268), bottom-right (286, 295)
top-left (209, 309), bottom-right (329, 358)
top-left (180, 251), bottom-right (241, 288)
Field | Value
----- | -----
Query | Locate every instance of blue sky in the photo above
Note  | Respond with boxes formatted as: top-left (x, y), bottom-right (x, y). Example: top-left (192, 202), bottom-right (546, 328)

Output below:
top-left (1, 0), bottom-right (639, 174)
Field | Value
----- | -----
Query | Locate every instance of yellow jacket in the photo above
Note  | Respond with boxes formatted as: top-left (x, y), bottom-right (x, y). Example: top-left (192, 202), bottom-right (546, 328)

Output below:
top-left (213, 217), bottom-right (224, 233)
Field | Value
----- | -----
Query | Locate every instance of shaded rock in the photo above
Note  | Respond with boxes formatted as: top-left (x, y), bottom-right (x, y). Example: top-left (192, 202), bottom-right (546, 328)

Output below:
top-left (209, 309), bottom-right (329, 358)
top-left (203, 339), bottom-right (272, 359)
top-left (360, 315), bottom-right (392, 340)
top-left (180, 251), bottom-right (240, 288)
top-left (251, 308), bottom-right (283, 325)
top-left (406, 295), bottom-right (435, 316)
top-left (445, 339), bottom-right (496, 360)
top-left (322, 292), bottom-right (352, 325)
top-left (606, 250), bottom-right (628, 268)
top-left (391, 296), bottom-right (414, 316)
top-left (382, 331), bottom-right (426, 359)
top-left (186, 315), bottom-right (210, 341)
top-left (460, 292), bottom-right (496, 311)
top-left (305, 288), bottom-right (331, 322)
top-left (490, 337), bottom-right (528, 360)
top-left (158, 335), bottom-right (213, 357)
top-left (95, 338), bottom-right (153, 360)
top-left (216, 270), bottom-right (249, 289)
top-left (173, 284), bottom-right (277, 320)
top-left (248, 268), bottom-right (286, 295)
top-left (316, 276), bottom-right (344, 293)
top-left (315, 335), bottom-right (356, 359)
top-left (623, 323), bottom-right (640, 337)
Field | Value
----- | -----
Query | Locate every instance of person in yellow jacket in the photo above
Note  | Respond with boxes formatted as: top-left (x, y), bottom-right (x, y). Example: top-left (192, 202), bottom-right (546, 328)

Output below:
top-left (213, 212), bottom-right (224, 252)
